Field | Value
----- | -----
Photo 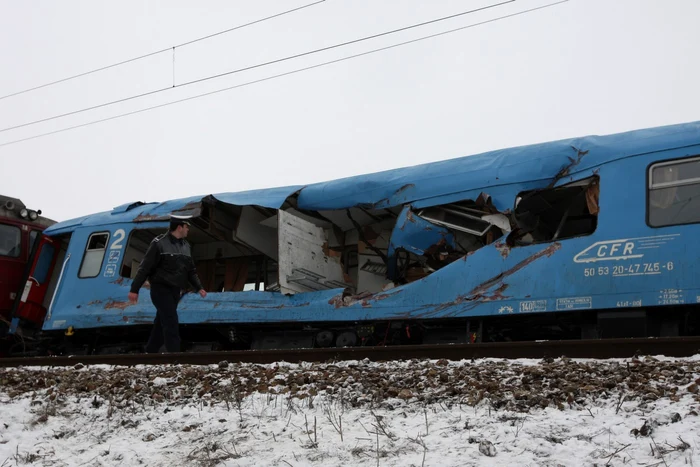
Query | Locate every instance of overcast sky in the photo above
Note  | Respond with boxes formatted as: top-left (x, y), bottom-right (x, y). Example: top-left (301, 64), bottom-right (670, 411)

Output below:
top-left (1, 0), bottom-right (698, 223)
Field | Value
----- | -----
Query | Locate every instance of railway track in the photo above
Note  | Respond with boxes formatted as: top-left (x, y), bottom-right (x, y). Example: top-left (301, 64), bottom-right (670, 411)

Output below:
top-left (2, 336), bottom-right (700, 368)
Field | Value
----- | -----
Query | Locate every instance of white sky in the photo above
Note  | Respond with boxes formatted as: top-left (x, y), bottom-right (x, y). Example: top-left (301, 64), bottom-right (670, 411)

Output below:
top-left (1, 0), bottom-right (698, 222)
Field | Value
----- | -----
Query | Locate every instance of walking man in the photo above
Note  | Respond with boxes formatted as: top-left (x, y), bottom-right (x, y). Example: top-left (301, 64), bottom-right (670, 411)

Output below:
top-left (128, 215), bottom-right (207, 353)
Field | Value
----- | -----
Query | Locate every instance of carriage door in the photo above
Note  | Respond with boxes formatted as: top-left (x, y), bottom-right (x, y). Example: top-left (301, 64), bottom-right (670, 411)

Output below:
top-left (13, 235), bottom-right (61, 327)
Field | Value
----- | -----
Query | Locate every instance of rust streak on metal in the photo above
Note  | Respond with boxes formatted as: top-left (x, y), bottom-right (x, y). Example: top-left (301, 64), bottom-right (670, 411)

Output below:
top-left (394, 183), bottom-right (415, 196)
top-left (329, 290), bottom-right (385, 309)
top-left (468, 242), bottom-right (561, 297)
top-left (495, 241), bottom-right (510, 259)
top-left (132, 201), bottom-right (202, 223)
top-left (240, 302), bottom-right (309, 309)
top-left (398, 210), bottom-right (417, 231)
top-left (548, 147), bottom-right (589, 188)
top-left (372, 184), bottom-right (416, 208)
top-left (419, 242), bottom-right (561, 316)
top-left (488, 283), bottom-right (509, 301)
top-left (133, 213), bottom-right (163, 222)
top-left (105, 300), bottom-right (133, 310)
top-left (328, 295), bottom-right (345, 309)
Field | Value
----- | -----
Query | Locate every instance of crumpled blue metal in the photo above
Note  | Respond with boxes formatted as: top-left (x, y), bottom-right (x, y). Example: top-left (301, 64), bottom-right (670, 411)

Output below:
top-left (45, 120), bottom-right (700, 235)
top-left (386, 206), bottom-right (455, 280)
top-left (388, 206), bottom-right (455, 255)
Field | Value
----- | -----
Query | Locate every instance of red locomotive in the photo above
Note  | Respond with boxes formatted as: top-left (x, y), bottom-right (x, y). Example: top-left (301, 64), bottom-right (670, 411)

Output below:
top-left (0, 195), bottom-right (55, 342)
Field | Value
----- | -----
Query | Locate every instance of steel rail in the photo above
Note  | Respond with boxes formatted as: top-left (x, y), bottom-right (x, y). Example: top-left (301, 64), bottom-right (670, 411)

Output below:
top-left (2, 337), bottom-right (699, 368)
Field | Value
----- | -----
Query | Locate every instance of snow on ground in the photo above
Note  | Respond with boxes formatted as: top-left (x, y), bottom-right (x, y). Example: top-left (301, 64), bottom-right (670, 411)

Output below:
top-left (1, 355), bottom-right (700, 466)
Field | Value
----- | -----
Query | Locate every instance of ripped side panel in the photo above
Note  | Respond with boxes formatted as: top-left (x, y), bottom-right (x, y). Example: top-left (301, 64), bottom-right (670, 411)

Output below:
top-left (387, 207), bottom-right (455, 281)
top-left (386, 197), bottom-right (511, 283)
top-left (278, 210), bottom-right (353, 294)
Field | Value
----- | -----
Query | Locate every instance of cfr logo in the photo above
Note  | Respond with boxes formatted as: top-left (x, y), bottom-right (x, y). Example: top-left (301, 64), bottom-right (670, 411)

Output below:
top-left (573, 235), bottom-right (678, 264)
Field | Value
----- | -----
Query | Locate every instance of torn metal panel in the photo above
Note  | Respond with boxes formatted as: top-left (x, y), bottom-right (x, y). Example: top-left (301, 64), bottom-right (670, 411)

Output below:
top-left (277, 210), bottom-right (353, 295)
top-left (133, 202), bottom-right (202, 223)
top-left (110, 201), bottom-right (155, 214)
top-left (547, 147), bottom-right (589, 188)
top-left (585, 180), bottom-right (600, 215)
top-left (409, 242), bottom-right (562, 319)
top-left (387, 206), bottom-right (455, 260)
top-left (212, 186), bottom-right (303, 210)
top-left (44, 187), bottom-right (302, 236)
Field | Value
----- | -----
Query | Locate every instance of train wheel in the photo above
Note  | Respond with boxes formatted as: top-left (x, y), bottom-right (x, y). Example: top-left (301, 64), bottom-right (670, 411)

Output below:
top-left (335, 331), bottom-right (357, 347)
top-left (315, 330), bottom-right (334, 348)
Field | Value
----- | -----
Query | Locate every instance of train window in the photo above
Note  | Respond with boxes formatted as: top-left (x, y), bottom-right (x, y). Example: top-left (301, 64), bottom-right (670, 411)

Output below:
top-left (648, 156), bottom-right (700, 227)
top-left (78, 232), bottom-right (110, 278)
top-left (0, 223), bottom-right (21, 257)
top-left (29, 230), bottom-right (40, 255)
top-left (120, 229), bottom-right (161, 279)
top-left (511, 176), bottom-right (599, 245)
top-left (33, 243), bottom-right (55, 284)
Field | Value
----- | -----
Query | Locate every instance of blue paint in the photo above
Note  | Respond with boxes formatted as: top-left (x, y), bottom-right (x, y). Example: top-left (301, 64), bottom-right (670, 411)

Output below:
top-left (386, 206), bottom-right (455, 280)
top-left (36, 120), bottom-right (700, 333)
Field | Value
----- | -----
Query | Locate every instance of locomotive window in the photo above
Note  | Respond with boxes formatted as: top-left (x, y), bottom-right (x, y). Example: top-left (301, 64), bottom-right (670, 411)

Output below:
top-left (33, 243), bottom-right (55, 284)
top-left (648, 156), bottom-right (700, 227)
top-left (511, 176), bottom-right (599, 245)
top-left (0, 223), bottom-right (21, 257)
top-left (29, 230), bottom-right (40, 255)
top-left (78, 232), bottom-right (110, 278)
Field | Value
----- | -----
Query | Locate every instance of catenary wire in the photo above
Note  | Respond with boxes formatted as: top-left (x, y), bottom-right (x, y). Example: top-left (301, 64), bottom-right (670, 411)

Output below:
top-left (0, 0), bottom-right (513, 134)
top-left (0, 1), bottom-right (569, 149)
top-left (0, 0), bottom-right (326, 102)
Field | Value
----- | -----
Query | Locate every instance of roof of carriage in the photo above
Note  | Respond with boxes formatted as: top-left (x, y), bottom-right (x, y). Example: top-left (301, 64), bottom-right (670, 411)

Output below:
top-left (45, 119), bottom-right (700, 235)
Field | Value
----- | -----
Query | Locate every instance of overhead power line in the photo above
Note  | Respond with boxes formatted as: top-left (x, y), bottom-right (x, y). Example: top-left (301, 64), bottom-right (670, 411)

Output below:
top-left (0, 0), bottom-right (513, 135)
top-left (0, 1), bottom-right (569, 149)
top-left (0, 0), bottom-right (326, 101)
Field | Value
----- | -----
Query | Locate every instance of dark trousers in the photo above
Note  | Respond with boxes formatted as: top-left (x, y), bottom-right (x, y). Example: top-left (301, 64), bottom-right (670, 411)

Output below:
top-left (146, 283), bottom-right (182, 353)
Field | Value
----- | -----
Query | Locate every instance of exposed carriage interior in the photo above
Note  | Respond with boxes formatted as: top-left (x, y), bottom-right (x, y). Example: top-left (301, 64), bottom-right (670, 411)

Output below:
top-left (116, 177), bottom-right (600, 297)
top-left (509, 176), bottom-right (599, 245)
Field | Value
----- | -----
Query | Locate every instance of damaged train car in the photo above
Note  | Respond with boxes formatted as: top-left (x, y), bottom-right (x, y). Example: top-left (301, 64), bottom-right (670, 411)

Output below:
top-left (6, 120), bottom-right (700, 354)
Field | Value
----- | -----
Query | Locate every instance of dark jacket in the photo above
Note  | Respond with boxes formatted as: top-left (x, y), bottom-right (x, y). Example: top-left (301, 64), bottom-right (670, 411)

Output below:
top-left (130, 233), bottom-right (204, 293)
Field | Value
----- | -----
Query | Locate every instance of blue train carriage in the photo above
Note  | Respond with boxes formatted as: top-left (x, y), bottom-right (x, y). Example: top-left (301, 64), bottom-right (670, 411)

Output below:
top-left (9, 120), bottom-right (700, 354)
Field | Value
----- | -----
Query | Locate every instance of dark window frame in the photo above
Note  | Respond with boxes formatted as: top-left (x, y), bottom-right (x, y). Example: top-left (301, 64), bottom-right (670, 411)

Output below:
top-left (29, 230), bottom-right (41, 256)
top-left (118, 228), bottom-right (162, 279)
top-left (0, 223), bottom-right (22, 258)
top-left (646, 155), bottom-right (700, 228)
top-left (510, 175), bottom-right (600, 246)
